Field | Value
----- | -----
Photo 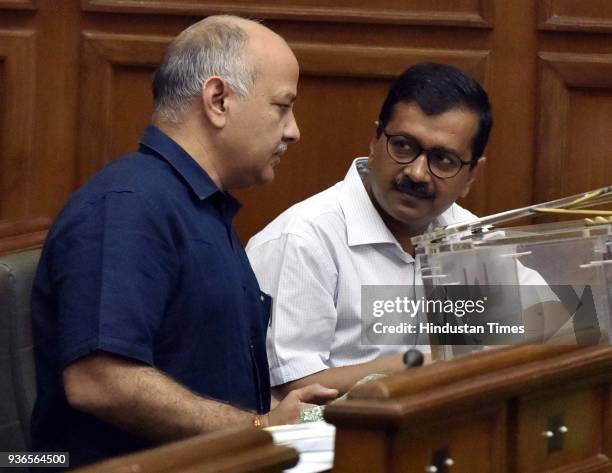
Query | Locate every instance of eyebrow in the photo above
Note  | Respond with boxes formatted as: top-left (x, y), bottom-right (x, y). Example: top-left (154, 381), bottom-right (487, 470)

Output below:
top-left (386, 130), bottom-right (463, 157)
top-left (278, 92), bottom-right (297, 103)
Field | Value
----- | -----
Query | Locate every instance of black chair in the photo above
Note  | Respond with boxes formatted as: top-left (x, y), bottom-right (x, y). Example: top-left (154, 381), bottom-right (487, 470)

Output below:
top-left (0, 249), bottom-right (40, 457)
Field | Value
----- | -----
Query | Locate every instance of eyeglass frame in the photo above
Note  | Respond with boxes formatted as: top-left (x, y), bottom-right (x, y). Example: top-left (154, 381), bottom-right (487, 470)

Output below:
top-left (382, 129), bottom-right (475, 179)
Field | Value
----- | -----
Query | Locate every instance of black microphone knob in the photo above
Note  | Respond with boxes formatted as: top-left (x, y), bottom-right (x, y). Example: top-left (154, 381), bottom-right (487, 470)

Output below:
top-left (403, 348), bottom-right (424, 368)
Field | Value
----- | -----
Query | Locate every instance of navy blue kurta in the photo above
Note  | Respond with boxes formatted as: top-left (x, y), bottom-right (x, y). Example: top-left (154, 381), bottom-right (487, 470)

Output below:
top-left (31, 126), bottom-right (271, 469)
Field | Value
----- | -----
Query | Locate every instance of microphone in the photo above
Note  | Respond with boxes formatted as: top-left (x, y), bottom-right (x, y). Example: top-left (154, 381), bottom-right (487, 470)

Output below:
top-left (403, 348), bottom-right (424, 368)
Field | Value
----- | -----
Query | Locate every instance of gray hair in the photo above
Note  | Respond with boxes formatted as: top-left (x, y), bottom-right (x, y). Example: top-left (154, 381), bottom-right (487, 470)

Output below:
top-left (152, 16), bottom-right (257, 124)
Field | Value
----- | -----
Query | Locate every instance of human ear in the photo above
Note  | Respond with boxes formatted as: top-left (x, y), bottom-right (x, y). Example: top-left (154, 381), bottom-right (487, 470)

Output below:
top-left (201, 76), bottom-right (228, 128)
top-left (369, 119), bottom-right (385, 155)
top-left (368, 136), bottom-right (376, 156)
top-left (459, 156), bottom-right (486, 198)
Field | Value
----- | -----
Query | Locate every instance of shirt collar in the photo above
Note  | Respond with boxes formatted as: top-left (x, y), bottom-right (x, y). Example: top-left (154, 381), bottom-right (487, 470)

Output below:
top-left (338, 157), bottom-right (443, 252)
top-left (339, 158), bottom-right (402, 248)
top-left (138, 125), bottom-right (222, 202)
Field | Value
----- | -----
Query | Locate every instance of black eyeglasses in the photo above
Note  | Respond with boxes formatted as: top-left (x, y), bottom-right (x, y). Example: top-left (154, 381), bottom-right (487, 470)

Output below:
top-left (383, 131), bottom-right (473, 179)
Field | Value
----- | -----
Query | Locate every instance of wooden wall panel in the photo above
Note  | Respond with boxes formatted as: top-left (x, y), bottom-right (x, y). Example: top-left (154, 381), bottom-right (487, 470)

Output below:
top-left (485, 0), bottom-right (538, 218)
top-left (81, 0), bottom-right (493, 27)
top-left (75, 27), bottom-right (490, 239)
top-left (28, 0), bottom-right (82, 222)
top-left (0, 0), bottom-right (610, 250)
top-left (0, 29), bottom-right (36, 220)
top-left (292, 44), bottom-right (489, 82)
top-left (539, 0), bottom-right (612, 33)
top-left (535, 53), bottom-right (612, 203)
top-left (0, 0), bottom-right (37, 9)
top-left (77, 32), bottom-right (167, 183)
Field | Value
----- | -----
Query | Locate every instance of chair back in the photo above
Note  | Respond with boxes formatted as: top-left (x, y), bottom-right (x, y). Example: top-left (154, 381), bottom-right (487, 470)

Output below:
top-left (0, 249), bottom-right (41, 453)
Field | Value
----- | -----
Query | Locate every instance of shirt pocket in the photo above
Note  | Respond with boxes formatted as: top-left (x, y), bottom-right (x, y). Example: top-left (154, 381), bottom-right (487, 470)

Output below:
top-left (182, 237), bottom-right (243, 331)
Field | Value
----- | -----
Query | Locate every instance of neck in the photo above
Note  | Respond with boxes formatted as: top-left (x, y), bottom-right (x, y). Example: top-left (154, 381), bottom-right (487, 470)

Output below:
top-left (377, 207), bottom-right (430, 256)
top-left (154, 118), bottom-right (225, 191)
top-left (365, 184), bottom-right (430, 256)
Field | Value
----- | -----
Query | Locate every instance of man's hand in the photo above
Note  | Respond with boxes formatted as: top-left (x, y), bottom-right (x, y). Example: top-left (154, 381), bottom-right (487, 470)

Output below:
top-left (273, 352), bottom-right (409, 399)
top-left (266, 384), bottom-right (338, 426)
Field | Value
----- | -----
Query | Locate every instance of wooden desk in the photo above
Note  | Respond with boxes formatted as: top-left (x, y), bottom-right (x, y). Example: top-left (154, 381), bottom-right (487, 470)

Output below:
top-left (72, 427), bottom-right (298, 473)
top-left (325, 345), bottom-right (612, 473)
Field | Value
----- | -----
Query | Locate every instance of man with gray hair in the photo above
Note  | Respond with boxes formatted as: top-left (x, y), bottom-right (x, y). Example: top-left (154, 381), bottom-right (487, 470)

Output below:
top-left (30, 15), bottom-right (337, 470)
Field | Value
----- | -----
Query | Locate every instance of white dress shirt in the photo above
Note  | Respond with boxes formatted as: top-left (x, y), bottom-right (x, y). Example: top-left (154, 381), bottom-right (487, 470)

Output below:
top-left (247, 158), bottom-right (478, 386)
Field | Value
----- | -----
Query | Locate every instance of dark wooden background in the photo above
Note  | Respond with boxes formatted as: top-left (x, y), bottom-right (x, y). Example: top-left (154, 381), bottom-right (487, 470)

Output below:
top-left (1, 0), bottom-right (612, 250)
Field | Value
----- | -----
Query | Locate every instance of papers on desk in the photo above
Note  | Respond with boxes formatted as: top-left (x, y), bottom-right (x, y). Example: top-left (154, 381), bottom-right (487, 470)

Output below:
top-left (265, 421), bottom-right (335, 473)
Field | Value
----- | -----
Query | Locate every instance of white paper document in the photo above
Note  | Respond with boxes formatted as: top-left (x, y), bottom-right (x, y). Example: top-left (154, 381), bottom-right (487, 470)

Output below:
top-left (266, 421), bottom-right (335, 473)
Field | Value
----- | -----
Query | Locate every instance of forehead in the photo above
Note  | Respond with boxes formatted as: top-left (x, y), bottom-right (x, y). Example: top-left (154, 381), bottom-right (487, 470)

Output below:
top-left (258, 57), bottom-right (299, 96)
top-left (249, 32), bottom-right (299, 95)
top-left (387, 102), bottom-right (479, 152)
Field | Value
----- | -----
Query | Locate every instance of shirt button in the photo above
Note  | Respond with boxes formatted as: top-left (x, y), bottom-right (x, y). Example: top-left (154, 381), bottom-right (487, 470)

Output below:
top-left (260, 295), bottom-right (264, 301)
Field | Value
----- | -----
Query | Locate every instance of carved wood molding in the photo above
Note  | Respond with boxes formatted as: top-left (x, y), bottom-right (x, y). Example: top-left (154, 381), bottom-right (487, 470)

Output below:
top-left (0, 0), bottom-right (37, 10)
top-left (292, 43), bottom-right (490, 85)
top-left (0, 30), bottom-right (37, 220)
top-left (78, 32), bottom-right (170, 182)
top-left (539, 52), bottom-right (612, 89)
top-left (535, 52), bottom-right (612, 202)
top-left (326, 346), bottom-right (612, 426)
top-left (81, 0), bottom-right (493, 28)
top-left (352, 346), bottom-right (577, 400)
top-left (539, 0), bottom-right (612, 33)
top-left (81, 31), bottom-right (169, 67)
top-left (0, 217), bottom-right (50, 255)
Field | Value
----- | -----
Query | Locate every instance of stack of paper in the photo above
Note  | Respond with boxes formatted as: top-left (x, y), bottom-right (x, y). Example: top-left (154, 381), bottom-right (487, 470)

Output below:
top-left (265, 421), bottom-right (335, 473)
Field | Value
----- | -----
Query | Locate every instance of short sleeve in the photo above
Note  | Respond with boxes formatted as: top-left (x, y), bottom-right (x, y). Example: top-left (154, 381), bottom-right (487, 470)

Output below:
top-left (247, 232), bottom-right (338, 386)
top-left (49, 190), bottom-right (179, 369)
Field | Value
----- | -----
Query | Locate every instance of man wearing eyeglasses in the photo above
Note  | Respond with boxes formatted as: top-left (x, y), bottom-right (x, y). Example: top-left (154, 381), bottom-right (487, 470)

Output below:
top-left (246, 63), bottom-right (491, 397)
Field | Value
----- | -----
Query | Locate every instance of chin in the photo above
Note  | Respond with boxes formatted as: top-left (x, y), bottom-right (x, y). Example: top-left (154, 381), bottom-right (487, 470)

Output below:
top-left (387, 201), bottom-right (437, 228)
top-left (396, 210), bottom-right (431, 227)
top-left (257, 169), bottom-right (276, 186)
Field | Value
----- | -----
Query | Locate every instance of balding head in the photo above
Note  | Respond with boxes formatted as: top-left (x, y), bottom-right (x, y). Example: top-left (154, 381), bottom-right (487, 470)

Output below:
top-left (152, 15), bottom-right (291, 124)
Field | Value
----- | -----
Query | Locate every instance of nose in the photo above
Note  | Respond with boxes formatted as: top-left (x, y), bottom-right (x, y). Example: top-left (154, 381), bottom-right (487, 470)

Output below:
top-left (283, 111), bottom-right (300, 143)
top-left (403, 153), bottom-right (431, 182)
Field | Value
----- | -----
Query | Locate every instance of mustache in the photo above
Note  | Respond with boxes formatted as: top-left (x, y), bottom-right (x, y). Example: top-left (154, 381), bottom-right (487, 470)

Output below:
top-left (275, 142), bottom-right (288, 156)
top-left (394, 176), bottom-right (435, 199)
